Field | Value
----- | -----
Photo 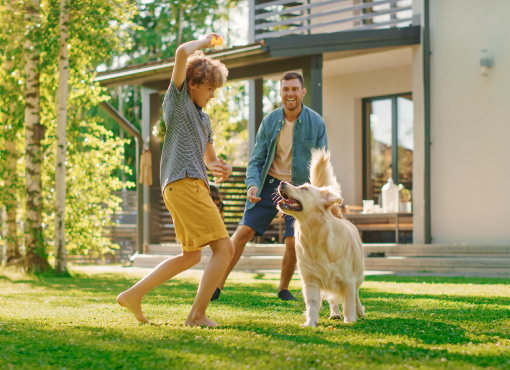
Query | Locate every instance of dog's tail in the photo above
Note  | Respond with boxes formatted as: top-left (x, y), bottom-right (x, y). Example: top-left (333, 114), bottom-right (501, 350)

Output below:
top-left (309, 147), bottom-right (341, 195)
top-left (310, 148), bottom-right (344, 218)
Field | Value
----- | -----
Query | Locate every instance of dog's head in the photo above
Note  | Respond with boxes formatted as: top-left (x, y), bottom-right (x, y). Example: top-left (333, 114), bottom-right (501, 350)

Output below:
top-left (276, 182), bottom-right (343, 219)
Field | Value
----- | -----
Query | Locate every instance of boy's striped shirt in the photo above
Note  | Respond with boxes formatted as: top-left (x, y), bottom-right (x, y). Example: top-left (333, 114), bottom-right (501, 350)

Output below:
top-left (160, 79), bottom-right (213, 193)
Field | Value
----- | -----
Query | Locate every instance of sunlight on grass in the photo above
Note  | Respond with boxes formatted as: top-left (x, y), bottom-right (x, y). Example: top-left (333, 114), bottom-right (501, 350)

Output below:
top-left (1, 267), bottom-right (509, 369)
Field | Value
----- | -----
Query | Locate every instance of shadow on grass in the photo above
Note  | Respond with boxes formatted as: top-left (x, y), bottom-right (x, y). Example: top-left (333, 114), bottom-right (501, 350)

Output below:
top-left (360, 287), bottom-right (510, 318)
top-left (0, 317), bottom-right (276, 369)
top-left (355, 317), bottom-right (474, 345)
top-left (222, 311), bottom-right (494, 348)
top-left (1, 316), bottom-right (508, 370)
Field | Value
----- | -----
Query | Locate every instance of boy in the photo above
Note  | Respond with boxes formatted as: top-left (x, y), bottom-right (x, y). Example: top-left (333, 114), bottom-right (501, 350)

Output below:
top-left (117, 34), bottom-right (235, 327)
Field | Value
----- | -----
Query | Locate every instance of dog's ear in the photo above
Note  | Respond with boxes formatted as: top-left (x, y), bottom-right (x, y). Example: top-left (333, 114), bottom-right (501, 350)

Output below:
top-left (320, 186), bottom-right (343, 209)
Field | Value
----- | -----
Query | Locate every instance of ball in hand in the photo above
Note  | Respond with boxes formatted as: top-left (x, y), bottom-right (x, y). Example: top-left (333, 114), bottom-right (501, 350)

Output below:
top-left (212, 35), bottom-right (224, 46)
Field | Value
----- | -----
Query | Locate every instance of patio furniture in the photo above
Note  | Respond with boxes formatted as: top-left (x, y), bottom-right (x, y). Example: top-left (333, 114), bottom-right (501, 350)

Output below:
top-left (261, 207), bottom-right (413, 244)
top-left (344, 209), bottom-right (413, 243)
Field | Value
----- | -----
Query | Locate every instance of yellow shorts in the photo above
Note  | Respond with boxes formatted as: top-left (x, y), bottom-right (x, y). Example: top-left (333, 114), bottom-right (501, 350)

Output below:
top-left (163, 177), bottom-right (229, 252)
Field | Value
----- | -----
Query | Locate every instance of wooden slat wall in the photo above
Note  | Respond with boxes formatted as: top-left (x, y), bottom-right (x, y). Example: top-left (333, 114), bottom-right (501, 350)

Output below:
top-left (210, 167), bottom-right (284, 243)
top-left (96, 190), bottom-right (138, 264)
top-left (209, 167), bottom-right (248, 235)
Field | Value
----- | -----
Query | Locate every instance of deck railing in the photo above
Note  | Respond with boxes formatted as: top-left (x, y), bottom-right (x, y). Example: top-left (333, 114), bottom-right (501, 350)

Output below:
top-left (251, 0), bottom-right (413, 41)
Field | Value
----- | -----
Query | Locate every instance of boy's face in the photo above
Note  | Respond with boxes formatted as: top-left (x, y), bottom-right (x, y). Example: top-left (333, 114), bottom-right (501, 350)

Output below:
top-left (189, 81), bottom-right (216, 107)
top-left (280, 78), bottom-right (306, 112)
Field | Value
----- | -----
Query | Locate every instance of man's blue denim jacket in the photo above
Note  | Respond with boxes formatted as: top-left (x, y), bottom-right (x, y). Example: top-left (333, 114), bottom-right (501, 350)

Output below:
top-left (245, 103), bottom-right (328, 210)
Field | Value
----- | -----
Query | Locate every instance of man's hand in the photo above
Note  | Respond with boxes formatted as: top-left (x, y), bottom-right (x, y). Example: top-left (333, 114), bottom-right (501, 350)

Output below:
top-left (208, 158), bottom-right (232, 184)
top-left (247, 186), bottom-right (261, 203)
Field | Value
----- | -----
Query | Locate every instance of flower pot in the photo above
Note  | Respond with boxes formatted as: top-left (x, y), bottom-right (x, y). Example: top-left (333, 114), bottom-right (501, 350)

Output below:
top-left (399, 201), bottom-right (412, 213)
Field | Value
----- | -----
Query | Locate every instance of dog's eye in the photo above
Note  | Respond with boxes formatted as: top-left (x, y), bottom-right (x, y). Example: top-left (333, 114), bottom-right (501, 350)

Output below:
top-left (301, 187), bottom-right (308, 191)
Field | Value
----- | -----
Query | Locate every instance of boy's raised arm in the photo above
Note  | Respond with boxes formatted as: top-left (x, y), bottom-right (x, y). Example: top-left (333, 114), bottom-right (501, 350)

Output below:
top-left (171, 34), bottom-right (218, 91)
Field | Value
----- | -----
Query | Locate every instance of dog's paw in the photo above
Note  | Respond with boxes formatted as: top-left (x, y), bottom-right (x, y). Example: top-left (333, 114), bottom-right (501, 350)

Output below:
top-left (344, 317), bottom-right (357, 324)
top-left (329, 315), bottom-right (342, 320)
top-left (303, 319), bottom-right (318, 328)
top-left (357, 306), bottom-right (365, 318)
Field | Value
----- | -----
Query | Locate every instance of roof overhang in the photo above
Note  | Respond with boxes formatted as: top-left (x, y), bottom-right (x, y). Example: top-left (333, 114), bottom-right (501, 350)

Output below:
top-left (95, 26), bottom-right (421, 91)
top-left (264, 26), bottom-right (421, 58)
top-left (95, 43), bottom-right (268, 90)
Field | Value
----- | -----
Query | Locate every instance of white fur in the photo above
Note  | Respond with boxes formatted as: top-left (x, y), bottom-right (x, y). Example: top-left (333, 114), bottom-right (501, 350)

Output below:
top-left (278, 148), bottom-right (365, 327)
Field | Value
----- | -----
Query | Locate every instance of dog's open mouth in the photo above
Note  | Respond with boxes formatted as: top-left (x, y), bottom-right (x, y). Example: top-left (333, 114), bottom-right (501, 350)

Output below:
top-left (278, 189), bottom-right (303, 211)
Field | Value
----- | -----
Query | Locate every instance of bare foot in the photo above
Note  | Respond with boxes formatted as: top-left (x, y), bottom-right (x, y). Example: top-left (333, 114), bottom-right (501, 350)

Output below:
top-left (184, 314), bottom-right (219, 327)
top-left (117, 291), bottom-right (149, 323)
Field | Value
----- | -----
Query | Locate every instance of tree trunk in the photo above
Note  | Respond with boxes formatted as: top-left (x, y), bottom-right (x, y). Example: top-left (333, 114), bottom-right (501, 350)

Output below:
top-left (54, 0), bottom-right (70, 275)
top-left (24, 0), bottom-right (50, 273)
top-left (177, 6), bottom-right (184, 45)
top-left (2, 206), bottom-right (7, 267)
top-left (2, 1), bottom-right (21, 265)
top-left (4, 139), bottom-right (21, 263)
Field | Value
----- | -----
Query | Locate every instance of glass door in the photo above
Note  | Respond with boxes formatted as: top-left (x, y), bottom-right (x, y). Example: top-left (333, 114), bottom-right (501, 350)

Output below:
top-left (363, 93), bottom-right (414, 203)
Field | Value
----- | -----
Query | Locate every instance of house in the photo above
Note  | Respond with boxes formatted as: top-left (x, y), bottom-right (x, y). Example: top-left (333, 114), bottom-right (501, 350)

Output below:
top-left (97, 0), bottom-right (510, 255)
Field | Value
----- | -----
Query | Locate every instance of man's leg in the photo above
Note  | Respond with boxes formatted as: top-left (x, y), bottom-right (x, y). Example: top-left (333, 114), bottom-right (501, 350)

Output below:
top-left (278, 236), bottom-right (298, 300)
top-left (217, 225), bottom-right (256, 290)
top-left (212, 175), bottom-right (280, 299)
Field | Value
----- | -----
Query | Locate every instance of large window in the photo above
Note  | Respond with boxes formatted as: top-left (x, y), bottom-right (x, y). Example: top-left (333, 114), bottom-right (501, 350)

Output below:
top-left (363, 93), bottom-right (413, 203)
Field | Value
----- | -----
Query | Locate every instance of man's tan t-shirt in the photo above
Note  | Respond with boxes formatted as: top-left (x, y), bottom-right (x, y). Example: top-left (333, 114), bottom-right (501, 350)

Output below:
top-left (268, 118), bottom-right (294, 182)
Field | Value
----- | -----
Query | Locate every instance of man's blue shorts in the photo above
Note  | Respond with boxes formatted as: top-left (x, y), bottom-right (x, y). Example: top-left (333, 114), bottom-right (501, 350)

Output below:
top-left (239, 175), bottom-right (295, 239)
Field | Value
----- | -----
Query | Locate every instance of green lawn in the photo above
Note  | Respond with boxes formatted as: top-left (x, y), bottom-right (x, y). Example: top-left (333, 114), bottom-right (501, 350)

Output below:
top-left (1, 267), bottom-right (509, 370)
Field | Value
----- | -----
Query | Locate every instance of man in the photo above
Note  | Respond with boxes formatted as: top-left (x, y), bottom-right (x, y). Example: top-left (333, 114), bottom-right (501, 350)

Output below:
top-left (212, 71), bottom-right (328, 301)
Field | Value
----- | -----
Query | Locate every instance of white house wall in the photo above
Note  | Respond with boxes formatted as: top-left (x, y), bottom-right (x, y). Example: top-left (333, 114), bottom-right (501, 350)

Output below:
top-left (322, 58), bottom-right (413, 208)
top-left (429, 0), bottom-right (510, 244)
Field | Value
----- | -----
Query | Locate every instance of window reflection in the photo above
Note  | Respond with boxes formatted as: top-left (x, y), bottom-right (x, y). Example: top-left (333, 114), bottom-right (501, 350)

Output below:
top-left (364, 94), bottom-right (413, 204)
top-left (369, 99), bottom-right (393, 202)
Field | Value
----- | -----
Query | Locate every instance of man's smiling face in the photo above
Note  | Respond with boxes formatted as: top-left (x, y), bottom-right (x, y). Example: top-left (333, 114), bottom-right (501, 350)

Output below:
top-left (280, 78), bottom-right (306, 112)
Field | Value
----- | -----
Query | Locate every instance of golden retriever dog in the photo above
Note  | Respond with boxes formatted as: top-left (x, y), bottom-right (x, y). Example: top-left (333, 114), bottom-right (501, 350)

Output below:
top-left (277, 148), bottom-right (364, 326)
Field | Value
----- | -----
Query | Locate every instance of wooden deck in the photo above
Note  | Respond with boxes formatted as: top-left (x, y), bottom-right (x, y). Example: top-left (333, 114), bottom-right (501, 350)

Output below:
top-left (133, 243), bottom-right (510, 275)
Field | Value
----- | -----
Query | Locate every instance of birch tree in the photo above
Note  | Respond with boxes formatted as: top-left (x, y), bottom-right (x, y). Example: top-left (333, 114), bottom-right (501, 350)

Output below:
top-left (24, 0), bottom-right (50, 273)
top-left (1, 0), bottom-right (137, 270)
top-left (39, 0), bottom-right (137, 259)
top-left (0, 1), bottom-right (23, 265)
top-left (54, 0), bottom-right (71, 275)
top-left (3, 140), bottom-right (21, 263)
top-left (0, 0), bottom-right (24, 263)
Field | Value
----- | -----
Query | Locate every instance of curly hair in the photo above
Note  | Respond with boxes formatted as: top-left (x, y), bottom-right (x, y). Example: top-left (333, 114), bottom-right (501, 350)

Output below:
top-left (186, 51), bottom-right (228, 89)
